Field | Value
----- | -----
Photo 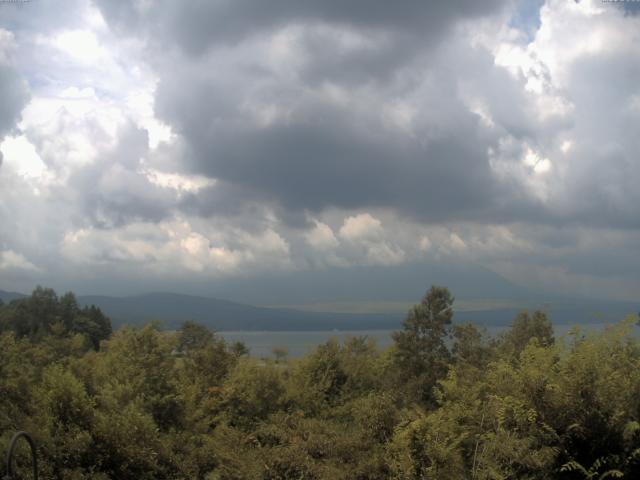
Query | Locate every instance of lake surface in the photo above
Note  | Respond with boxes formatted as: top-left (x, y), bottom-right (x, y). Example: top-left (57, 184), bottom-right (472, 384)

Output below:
top-left (219, 322), bottom-right (638, 358)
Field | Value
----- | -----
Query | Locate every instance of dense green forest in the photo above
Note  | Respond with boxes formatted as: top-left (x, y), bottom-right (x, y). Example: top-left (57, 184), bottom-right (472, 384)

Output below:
top-left (1, 286), bottom-right (640, 479)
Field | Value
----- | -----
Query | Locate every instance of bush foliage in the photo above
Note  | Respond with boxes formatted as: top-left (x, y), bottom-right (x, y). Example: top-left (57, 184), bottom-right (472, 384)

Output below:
top-left (1, 286), bottom-right (639, 479)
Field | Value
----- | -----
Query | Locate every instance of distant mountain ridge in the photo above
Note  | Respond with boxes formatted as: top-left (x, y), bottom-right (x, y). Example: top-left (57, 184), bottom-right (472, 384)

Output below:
top-left (77, 292), bottom-right (403, 331)
top-left (2, 289), bottom-right (637, 332)
top-left (197, 260), bottom-right (532, 305)
top-left (0, 289), bottom-right (27, 303)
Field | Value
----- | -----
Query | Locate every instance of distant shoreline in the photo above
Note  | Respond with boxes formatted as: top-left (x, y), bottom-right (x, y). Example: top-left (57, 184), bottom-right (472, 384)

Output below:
top-left (219, 322), bottom-right (640, 358)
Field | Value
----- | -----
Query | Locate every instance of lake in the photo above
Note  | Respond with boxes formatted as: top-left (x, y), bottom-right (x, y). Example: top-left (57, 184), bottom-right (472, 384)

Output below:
top-left (219, 322), bottom-right (638, 358)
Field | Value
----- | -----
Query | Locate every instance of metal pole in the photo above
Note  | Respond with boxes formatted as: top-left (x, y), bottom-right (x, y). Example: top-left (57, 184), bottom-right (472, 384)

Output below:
top-left (4, 431), bottom-right (38, 480)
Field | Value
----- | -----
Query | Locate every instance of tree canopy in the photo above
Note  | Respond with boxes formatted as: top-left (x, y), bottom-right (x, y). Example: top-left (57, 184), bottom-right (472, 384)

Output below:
top-left (1, 285), bottom-right (639, 479)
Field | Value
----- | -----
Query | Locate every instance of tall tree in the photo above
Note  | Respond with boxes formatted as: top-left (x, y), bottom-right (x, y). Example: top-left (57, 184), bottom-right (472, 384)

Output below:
top-left (177, 320), bottom-right (214, 352)
top-left (500, 310), bottom-right (554, 358)
top-left (392, 285), bottom-right (454, 404)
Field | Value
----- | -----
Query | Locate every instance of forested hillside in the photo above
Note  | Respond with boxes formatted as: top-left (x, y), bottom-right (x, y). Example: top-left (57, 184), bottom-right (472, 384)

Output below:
top-left (1, 287), bottom-right (640, 479)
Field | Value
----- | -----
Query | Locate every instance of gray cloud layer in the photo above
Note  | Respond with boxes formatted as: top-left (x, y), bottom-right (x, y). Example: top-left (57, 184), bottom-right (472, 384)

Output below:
top-left (0, 0), bottom-right (639, 301)
top-left (97, 0), bottom-right (537, 225)
top-left (96, 0), bottom-right (507, 54)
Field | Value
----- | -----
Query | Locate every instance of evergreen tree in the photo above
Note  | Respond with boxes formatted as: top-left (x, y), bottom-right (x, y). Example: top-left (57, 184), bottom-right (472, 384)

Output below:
top-left (392, 285), bottom-right (454, 404)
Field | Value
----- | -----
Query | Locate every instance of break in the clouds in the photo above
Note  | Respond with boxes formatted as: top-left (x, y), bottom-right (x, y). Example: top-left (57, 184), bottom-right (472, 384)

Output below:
top-left (0, 0), bottom-right (639, 301)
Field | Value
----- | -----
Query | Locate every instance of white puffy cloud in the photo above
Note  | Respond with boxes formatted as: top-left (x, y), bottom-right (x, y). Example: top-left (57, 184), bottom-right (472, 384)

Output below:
top-left (305, 220), bottom-right (339, 251)
top-left (61, 219), bottom-right (293, 277)
top-left (0, 250), bottom-right (39, 272)
top-left (339, 213), bottom-right (383, 242)
top-left (0, 134), bottom-right (47, 178)
top-left (418, 236), bottom-right (431, 252)
top-left (337, 213), bottom-right (405, 266)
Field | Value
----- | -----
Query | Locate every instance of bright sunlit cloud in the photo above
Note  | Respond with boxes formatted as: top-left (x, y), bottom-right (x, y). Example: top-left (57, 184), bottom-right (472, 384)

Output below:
top-left (51, 30), bottom-right (107, 63)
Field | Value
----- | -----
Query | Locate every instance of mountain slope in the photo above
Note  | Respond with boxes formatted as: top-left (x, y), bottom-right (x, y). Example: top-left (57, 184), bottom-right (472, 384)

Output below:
top-left (203, 260), bottom-right (531, 305)
top-left (3, 288), bottom-right (636, 332)
top-left (76, 292), bottom-right (639, 332)
top-left (0, 289), bottom-right (27, 303)
top-left (77, 292), bottom-right (402, 331)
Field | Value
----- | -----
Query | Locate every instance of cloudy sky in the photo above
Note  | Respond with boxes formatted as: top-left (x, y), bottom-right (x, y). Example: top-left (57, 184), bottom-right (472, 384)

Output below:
top-left (1, 0), bottom-right (639, 303)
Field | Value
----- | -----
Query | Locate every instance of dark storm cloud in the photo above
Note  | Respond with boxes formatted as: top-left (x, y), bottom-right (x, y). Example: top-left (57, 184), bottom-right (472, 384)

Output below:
top-left (0, 63), bottom-right (29, 136)
top-left (96, 0), bottom-right (508, 54)
top-left (150, 28), bottom-right (555, 225)
top-left (292, 26), bottom-right (415, 88)
top-left (89, 0), bottom-right (640, 234)
top-left (90, 0), bottom-right (576, 229)
top-left (158, 86), bottom-right (506, 222)
top-left (179, 181), bottom-right (263, 219)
